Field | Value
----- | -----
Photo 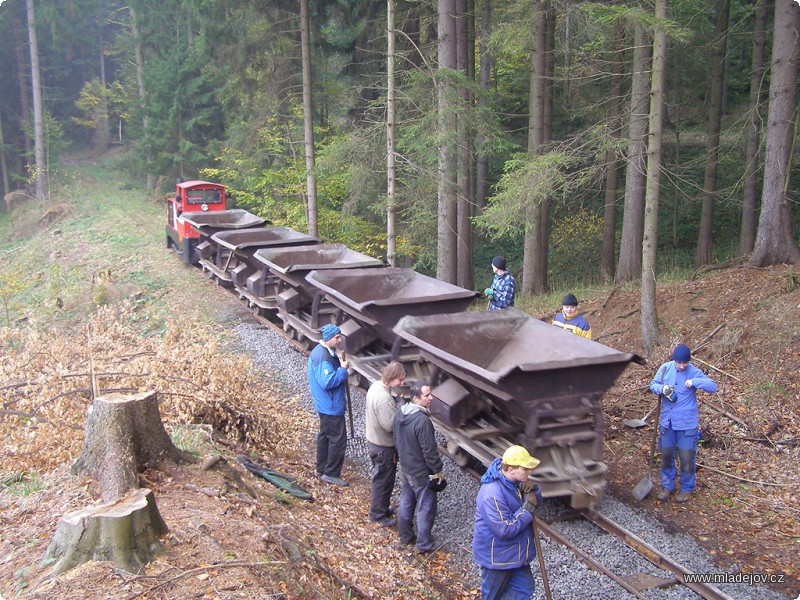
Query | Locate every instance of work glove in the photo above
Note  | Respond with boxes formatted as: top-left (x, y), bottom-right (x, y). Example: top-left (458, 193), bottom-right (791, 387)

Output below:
top-left (519, 480), bottom-right (539, 495)
top-left (685, 379), bottom-right (694, 388)
top-left (522, 491), bottom-right (540, 515)
top-left (428, 471), bottom-right (447, 492)
top-left (483, 287), bottom-right (494, 298)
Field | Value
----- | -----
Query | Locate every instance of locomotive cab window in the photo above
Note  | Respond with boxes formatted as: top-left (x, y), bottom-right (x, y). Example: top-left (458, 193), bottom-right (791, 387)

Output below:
top-left (186, 189), bottom-right (223, 205)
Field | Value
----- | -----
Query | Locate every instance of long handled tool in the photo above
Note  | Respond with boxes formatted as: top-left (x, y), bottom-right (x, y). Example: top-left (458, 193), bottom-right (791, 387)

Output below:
top-left (624, 403), bottom-right (658, 428)
top-left (632, 395), bottom-right (662, 501)
top-left (531, 517), bottom-right (552, 600)
top-left (342, 352), bottom-right (355, 438)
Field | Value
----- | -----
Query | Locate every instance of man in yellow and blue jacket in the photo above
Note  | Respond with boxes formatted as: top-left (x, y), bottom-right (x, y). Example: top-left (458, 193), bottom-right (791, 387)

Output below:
top-left (552, 292), bottom-right (592, 339)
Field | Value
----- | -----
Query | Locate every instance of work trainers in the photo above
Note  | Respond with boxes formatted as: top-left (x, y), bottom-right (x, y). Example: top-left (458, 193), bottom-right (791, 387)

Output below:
top-left (675, 492), bottom-right (692, 503)
top-left (320, 474), bottom-right (349, 487)
top-left (656, 488), bottom-right (673, 501)
top-left (370, 516), bottom-right (396, 527)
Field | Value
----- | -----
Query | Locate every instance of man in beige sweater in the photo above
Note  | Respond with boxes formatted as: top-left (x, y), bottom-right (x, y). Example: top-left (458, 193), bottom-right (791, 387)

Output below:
top-left (365, 361), bottom-right (407, 526)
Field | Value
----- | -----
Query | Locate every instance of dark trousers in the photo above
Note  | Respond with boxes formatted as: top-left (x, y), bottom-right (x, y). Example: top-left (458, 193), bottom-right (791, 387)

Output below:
top-left (480, 566), bottom-right (535, 600)
top-left (367, 442), bottom-right (397, 521)
top-left (316, 413), bottom-right (346, 478)
top-left (397, 473), bottom-right (437, 552)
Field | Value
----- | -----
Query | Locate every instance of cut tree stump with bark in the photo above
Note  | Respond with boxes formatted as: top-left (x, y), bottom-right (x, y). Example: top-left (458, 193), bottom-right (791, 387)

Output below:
top-left (72, 390), bottom-right (198, 501)
top-left (41, 488), bottom-right (168, 577)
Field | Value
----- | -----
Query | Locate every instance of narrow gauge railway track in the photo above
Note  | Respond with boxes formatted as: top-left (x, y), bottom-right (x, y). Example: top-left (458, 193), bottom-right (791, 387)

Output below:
top-left (538, 508), bottom-right (734, 600)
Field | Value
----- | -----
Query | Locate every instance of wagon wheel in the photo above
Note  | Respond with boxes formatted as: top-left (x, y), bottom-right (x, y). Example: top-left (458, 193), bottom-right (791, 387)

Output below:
top-left (297, 333), bottom-right (313, 351)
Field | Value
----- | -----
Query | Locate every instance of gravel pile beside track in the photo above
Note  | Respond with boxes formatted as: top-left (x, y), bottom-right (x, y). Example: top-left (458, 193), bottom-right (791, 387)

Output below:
top-left (234, 321), bottom-right (789, 600)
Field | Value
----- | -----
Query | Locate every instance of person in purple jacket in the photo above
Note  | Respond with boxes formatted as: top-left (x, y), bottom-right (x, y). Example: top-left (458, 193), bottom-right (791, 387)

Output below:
top-left (650, 344), bottom-right (718, 503)
top-left (473, 445), bottom-right (543, 600)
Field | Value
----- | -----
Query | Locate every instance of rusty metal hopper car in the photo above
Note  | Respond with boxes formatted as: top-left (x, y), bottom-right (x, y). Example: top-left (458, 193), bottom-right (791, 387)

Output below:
top-left (177, 201), bottom-right (640, 508)
top-left (253, 245), bottom-right (384, 346)
top-left (393, 309), bottom-right (640, 508)
top-left (305, 268), bottom-right (479, 383)
top-left (212, 227), bottom-right (321, 312)
top-left (181, 210), bottom-right (267, 285)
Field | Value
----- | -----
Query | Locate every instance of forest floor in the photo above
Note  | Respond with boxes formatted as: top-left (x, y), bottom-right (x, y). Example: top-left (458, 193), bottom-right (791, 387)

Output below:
top-left (0, 165), bottom-right (798, 598)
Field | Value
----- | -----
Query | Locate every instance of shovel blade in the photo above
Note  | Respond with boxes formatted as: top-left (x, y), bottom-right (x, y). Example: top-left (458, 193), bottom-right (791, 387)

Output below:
top-left (624, 418), bottom-right (647, 428)
top-left (632, 474), bottom-right (653, 501)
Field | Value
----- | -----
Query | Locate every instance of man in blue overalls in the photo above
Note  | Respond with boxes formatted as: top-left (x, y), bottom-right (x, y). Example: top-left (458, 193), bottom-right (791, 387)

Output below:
top-left (650, 344), bottom-right (717, 503)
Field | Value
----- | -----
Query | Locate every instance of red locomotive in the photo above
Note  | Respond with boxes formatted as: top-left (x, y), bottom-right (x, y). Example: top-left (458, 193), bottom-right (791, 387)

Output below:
top-left (165, 180), bottom-right (228, 264)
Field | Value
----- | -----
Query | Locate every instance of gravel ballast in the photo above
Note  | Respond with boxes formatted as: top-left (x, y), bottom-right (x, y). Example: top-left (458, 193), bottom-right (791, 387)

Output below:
top-left (234, 320), bottom-right (790, 600)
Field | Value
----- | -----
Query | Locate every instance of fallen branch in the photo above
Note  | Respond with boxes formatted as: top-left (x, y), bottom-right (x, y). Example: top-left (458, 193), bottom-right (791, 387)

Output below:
top-left (595, 330), bottom-right (624, 342)
top-left (311, 553), bottom-right (370, 598)
top-left (617, 307), bottom-right (639, 319)
top-left (704, 402), bottom-right (750, 430)
top-left (127, 560), bottom-right (287, 598)
top-left (740, 436), bottom-right (800, 447)
top-left (691, 356), bottom-right (741, 382)
top-left (601, 285), bottom-right (622, 309)
top-left (697, 462), bottom-right (800, 487)
top-left (691, 324), bottom-right (724, 354)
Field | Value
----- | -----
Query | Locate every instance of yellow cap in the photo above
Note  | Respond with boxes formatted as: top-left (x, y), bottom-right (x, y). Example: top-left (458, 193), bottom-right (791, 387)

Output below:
top-left (502, 445), bottom-right (540, 469)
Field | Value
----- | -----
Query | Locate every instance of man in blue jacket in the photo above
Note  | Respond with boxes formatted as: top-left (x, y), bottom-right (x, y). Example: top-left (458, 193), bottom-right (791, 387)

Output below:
top-left (650, 344), bottom-right (717, 503)
top-left (473, 445), bottom-right (543, 600)
top-left (308, 324), bottom-right (350, 487)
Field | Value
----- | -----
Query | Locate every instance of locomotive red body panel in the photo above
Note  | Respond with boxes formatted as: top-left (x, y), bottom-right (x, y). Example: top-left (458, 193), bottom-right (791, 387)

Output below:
top-left (166, 180), bottom-right (227, 263)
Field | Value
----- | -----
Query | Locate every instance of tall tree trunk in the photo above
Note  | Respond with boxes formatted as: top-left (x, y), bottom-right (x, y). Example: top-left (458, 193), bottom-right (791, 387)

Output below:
top-left (386, 0), bottom-right (397, 267)
top-left (456, 0), bottom-right (473, 290)
top-left (437, 0), bottom-right (458, 283)
top-left (748, 0), bottom-right (800, 267)
top-left (543, 8), bottom-right (555, 144)
top-left (300, 0), bottom-right (318, 237)
top-left (696, 0), bottom-right (730, 267)
top-left (522, 1), bottom-right (548, 295)
top-left (129, 4), bottom-right (153, 190)
top-left (15, 24), bottom-right (33, 164)
top-left (641, 0), bottom-right (668, 358)
top-left (600, 25), bottom-right (625, 281)
top-left (535, 5), bottom-right (555, 290)
top-left (475, 0), bottom-right (491, 211)
top-left (615, 23), bottom-right (651, 284)
top-left (94, 16), bottom-right (109, 154)
top-left (739, 0), bottom-right (768, 256)
top-left (0, 111), bottom-right (10, 201)
top-left (26, 0), bottom-right (46, 200)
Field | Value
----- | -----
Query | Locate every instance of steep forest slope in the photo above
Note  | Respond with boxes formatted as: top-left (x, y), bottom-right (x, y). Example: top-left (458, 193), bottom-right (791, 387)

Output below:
top-left (580, 267), bottom-right (800, 590)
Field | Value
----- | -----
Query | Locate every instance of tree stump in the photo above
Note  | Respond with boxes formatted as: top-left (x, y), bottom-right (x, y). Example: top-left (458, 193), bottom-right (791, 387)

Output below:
top-left (72, 391), bottom-right (197, 501)
top-left (42, 488), bottom-right (168, 576)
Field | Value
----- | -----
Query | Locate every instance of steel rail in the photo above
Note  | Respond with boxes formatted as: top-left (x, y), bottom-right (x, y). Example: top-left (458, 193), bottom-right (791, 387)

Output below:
top-left (533, 518), bottom-right (651, 599)
top-left (577, 509), bottom-right (735, 600)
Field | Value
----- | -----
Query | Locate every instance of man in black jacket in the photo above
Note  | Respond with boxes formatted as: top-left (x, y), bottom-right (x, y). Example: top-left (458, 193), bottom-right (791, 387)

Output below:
top-left (394, 381), bottom-right (444, 554)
